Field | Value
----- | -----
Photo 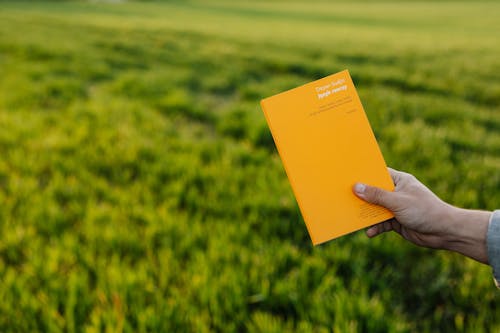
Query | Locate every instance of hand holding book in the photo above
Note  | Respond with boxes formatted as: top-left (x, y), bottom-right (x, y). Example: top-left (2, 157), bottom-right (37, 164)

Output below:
top-left (354, 168), bottom-right (491, 265)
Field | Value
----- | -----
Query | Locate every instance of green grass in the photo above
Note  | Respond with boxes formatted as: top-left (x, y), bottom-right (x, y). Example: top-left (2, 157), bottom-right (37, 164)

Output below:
top-left (0, 0), bottom-right (499, 332)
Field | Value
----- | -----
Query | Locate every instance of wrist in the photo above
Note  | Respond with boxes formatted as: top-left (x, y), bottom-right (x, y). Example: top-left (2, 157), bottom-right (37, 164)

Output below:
top-left (442, 207), bottom-right (491, 264)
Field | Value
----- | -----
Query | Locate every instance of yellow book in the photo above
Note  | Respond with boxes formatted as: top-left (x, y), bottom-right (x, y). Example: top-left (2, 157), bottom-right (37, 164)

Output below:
top-left (260, 70), bottom-right (394, 245)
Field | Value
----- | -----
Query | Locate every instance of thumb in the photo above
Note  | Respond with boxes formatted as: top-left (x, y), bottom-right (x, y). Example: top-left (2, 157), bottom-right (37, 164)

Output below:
top-left (353, 183), bottom-right (395, 209)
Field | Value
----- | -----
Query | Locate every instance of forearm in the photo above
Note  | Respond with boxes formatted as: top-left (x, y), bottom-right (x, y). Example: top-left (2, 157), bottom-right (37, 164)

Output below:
top-left (442, 207), bottom-right (491, 264)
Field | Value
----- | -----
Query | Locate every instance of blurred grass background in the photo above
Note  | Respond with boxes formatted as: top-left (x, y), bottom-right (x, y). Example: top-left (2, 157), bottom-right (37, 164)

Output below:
top-left (0, 0), bottom-right (499, 332)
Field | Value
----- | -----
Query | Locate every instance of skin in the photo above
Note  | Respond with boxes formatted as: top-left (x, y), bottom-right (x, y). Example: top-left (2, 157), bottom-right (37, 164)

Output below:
top-left (353, 168), bottom-right (492, 264)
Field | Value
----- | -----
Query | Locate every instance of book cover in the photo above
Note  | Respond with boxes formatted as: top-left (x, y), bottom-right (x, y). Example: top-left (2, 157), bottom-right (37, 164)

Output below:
top-left (260, 70), bottom-right (394, 245)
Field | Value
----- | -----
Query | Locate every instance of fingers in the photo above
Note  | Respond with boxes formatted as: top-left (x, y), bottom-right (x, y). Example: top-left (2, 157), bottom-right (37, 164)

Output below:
top-left (366, 221), bottom-right (395, 238)
top-left (356, 167), bottom-right (407, 239)
top-left (353, 182), bottom-right (396, 209)
top-left (388, 167), bottom-right (417, 189)
top-left (388, 167), bottom-right (404, 185)
top-left (387, 167), bottom-right (403, 176)
top-left (366, 225), bottom-right (381, 238)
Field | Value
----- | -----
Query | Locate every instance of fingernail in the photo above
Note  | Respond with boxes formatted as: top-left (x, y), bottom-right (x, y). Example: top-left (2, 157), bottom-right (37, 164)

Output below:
top-left (354, 183), bottom-right (366, 194)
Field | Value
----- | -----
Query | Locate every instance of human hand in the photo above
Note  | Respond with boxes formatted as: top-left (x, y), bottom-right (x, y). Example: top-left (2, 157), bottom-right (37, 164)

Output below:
top-left (353, 168), bottom-right (491, 264)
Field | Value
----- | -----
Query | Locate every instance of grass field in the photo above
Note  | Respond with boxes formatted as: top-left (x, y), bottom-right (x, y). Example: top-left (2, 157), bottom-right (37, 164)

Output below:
top-left (0, 0), bottom-right (499, 331)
